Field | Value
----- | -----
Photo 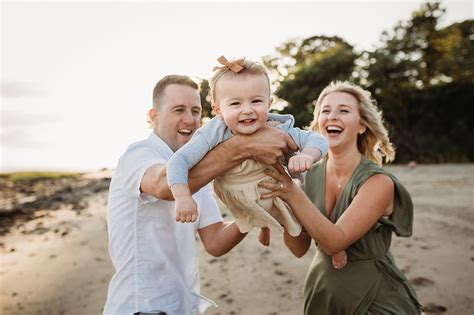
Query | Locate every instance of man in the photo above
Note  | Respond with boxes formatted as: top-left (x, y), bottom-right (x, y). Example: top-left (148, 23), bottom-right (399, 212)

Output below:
top-left (104, 75), bottom-right (296, 315)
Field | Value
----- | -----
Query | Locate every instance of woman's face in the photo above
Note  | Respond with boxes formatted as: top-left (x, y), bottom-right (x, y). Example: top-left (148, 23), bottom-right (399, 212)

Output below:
top-left (317, 91), bottom-right (366, 150)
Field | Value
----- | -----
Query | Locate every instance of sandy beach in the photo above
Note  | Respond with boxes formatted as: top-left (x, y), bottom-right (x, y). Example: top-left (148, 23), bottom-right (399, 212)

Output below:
top-left (1, 164), bottom-right (473, 314)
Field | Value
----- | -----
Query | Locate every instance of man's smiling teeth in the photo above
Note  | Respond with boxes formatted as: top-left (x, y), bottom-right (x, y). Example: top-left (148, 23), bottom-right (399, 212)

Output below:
top-left (178, 129), bottom-right (192, 135)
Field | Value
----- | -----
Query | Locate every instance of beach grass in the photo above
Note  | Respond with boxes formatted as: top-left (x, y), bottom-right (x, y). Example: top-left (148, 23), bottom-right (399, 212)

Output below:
top-left (0, 171), bottom-right (83, 183)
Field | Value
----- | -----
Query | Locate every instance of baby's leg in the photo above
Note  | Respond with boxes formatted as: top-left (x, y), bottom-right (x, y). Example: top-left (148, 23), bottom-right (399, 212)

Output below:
top-left (331, 250), bottom-right (347, 269)
top-left (258, 227), bottom-right (270, 246)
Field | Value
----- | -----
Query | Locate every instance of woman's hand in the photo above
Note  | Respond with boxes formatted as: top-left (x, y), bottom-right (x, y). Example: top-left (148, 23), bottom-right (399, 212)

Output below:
top-left (258, 163), bottom-right (298, 201)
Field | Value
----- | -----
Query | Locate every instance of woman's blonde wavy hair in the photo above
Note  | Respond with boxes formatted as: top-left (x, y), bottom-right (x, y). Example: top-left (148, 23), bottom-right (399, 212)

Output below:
top-left (309, 81), bottom-right (395, 166)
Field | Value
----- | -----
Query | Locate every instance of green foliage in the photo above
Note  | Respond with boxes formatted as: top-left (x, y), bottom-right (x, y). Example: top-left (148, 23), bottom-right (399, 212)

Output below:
top-left (362, 2), bottom-right (474, 162)
top-left (263, 36), bottom-right (357, 127)
top-left (386, 82), bottom-right (474, 163)
top-left (364, 2), bottom-right (473, 94)
top-left (199, 79), bottom-right (214, 119)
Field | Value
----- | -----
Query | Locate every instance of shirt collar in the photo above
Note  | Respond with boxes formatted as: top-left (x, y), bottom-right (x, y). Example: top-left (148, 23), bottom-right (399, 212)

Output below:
top-left (147, 132), bottom-right (174, 159)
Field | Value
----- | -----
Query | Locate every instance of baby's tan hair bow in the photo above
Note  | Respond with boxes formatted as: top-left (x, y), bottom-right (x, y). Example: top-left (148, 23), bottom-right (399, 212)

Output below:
top-left (213, 55), bottom-right (246, 73)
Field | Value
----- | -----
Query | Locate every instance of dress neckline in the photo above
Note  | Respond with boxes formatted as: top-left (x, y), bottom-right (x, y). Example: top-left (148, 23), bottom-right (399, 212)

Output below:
top-left (319, 157), bottom-right (365, 221)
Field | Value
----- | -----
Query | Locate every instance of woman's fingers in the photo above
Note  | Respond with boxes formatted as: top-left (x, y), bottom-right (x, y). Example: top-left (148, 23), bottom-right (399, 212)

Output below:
top-left (259, 190), bottom-right (279, 199)
top-left (272, 162), bottom-right (287, 175)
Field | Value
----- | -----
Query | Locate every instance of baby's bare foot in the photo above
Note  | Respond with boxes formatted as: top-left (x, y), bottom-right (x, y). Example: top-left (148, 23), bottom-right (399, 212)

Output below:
top-left (332, 250), bottom-right (347, 269)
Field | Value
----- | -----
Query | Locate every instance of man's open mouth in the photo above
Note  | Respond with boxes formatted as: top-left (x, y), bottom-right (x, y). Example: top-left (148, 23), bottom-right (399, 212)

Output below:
top-left (178, 129), bottom-right (193, 136)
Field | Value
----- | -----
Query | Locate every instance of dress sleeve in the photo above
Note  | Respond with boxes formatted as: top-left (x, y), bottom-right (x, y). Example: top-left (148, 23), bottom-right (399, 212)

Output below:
top-left (357, 166), bottom-right (414, 237)
top-left (378, 174), bottom-right (414, 237)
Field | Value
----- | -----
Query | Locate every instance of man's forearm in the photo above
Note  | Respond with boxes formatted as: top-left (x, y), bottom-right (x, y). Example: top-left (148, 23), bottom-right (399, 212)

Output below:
top-left (155, 136), bottom-right (248, 200)
top-left (199, 221), bottom-right (248, 257)
top-left (154, 126), bottom-right (296, 200)
top-left (188, 136), bottom-right (249, 194)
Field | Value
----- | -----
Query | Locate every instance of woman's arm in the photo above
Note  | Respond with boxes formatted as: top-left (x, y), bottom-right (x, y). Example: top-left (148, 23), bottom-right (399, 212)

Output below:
top-left (141, 126), bottom-right (297, 200)
top-left (259, 164), bottom-right (394, 255)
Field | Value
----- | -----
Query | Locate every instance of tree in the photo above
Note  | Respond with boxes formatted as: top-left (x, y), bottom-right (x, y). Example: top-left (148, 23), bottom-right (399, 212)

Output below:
top-left (199, 79), bottom-right (214, 119)
top-left (263, 36), bottom-right (357, 127)
top-left (362, 1), bottom-right (473, 162)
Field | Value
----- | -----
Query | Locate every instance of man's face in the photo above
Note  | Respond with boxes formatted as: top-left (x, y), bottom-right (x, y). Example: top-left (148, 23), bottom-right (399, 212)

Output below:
top-left (151, 84), bottom-right (202, 152)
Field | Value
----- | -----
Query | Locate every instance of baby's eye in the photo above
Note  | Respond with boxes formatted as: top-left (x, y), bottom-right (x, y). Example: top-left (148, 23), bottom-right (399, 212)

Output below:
top-left (229, 102), bottom-right (240, 106)
top-left (252, 99), bottom-right (263, 104)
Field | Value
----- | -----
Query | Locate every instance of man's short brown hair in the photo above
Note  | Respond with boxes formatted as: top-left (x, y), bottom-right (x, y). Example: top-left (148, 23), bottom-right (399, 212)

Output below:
top-left (152, 75), bottom-right (199, 109)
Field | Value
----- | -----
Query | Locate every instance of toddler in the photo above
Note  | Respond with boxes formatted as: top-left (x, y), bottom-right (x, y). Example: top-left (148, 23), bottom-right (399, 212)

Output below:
top-left (168, 56), bottom-right (347, 269)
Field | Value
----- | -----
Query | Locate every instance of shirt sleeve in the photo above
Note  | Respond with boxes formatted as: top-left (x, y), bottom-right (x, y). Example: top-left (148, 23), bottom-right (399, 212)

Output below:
top-left (197, 184), bottom-right (223, 229)
top-left (118, 144), bottom-right (165, 203)
top-left (167, 117), bottom-right (230, 186)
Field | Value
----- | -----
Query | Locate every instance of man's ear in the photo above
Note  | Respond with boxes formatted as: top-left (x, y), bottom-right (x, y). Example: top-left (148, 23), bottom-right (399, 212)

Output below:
top-left (148, 108), bottom-right (158, 122)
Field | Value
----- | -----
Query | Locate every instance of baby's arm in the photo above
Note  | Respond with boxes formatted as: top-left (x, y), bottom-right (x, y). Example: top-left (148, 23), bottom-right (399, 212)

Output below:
top-left (168, 135), bottom-right (210, 223)
top-left (288, 147), bottom-right (322, 173)
top-left (172, 184), bottom-right (198, 223)
top-left (272, 114), bottom-right (328, 173)
top-left (331, 250), bottom-right (347, 269)
top-left (168, 118), bottom-right (226, 222)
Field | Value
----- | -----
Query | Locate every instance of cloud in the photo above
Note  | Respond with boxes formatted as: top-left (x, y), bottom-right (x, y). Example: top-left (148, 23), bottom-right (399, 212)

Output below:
top-left (0, 80), bottom-right (46, 98)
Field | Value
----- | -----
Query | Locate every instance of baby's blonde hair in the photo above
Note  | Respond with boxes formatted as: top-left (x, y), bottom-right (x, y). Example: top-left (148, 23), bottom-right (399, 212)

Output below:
top-left (309, 81), bottom-right (395, 166)
top-left (209, 57), bottom-right (271, 107)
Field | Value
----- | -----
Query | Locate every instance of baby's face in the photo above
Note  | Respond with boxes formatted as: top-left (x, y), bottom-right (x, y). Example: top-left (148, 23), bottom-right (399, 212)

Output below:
top-left (214, 73), bottom-right (271, 135)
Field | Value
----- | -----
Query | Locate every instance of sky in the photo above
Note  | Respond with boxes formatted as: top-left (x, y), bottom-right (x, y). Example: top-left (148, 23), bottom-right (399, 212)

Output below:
top-left (1, 0), bottom-right (472, 172)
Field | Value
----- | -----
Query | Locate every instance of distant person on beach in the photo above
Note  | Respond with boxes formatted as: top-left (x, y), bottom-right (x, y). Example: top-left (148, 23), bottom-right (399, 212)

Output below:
top-left (103, 74), bottom-right (296, 315)
top-left (167, 56), bottom-right (329, 248)
top-left (259, 81), bottom-right (422, 314)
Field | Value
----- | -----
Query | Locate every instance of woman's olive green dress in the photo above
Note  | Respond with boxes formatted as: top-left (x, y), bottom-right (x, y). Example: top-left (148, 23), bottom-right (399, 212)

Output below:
top-left (303, 157), bottom-right (422, 315)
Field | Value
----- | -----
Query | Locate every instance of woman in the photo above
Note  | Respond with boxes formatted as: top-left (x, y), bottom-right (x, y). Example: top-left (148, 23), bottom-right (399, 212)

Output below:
top-left (259, 81), bottom-right (422, 314)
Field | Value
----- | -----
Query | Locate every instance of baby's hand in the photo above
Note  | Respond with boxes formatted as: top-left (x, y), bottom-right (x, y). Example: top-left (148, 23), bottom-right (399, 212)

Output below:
top-left (331, 250), bottom-right (347, 270)
top-left (258, 227), bottom-right (270, 246)
top-left (175, 196), bottom-right (198, 223)
top-left (288, 154), bottom-right (314, 174)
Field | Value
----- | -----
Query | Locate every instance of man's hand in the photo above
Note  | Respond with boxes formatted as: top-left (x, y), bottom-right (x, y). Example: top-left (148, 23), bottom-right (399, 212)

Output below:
top-left (175, 196), bottom-right (198, 223)
top-left (236, 126), bottom-right (298, 165)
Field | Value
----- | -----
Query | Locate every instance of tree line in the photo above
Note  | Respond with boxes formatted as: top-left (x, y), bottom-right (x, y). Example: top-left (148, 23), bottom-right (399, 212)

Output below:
top-left (200, 2), bottom-right (473, 163)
